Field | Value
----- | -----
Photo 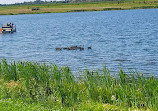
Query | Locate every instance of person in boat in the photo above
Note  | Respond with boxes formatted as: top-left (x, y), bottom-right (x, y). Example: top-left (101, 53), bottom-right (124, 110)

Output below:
top-left (10, 23), bottom-right (13, 28)
top-left (6, 23), bottom-right (11, 27)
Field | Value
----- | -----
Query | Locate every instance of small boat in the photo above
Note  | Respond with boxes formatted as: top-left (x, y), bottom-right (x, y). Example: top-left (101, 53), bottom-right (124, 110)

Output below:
top-left (0, 23), bottom-right (16, 33)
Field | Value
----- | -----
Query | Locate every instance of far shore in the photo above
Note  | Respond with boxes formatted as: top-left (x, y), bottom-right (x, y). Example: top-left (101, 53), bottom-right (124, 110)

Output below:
top-left (0, 1), bottom-right (158, 15)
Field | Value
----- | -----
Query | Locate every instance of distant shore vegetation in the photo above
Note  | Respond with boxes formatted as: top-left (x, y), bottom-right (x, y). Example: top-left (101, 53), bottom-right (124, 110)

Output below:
top-left (0, 0), bottom-right (158, 15)
top-left (0, 59), bottom-right (158, 110)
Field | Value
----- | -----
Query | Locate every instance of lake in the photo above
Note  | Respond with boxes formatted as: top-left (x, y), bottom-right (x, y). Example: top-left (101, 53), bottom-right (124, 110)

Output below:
top-left (0, 9), bottom-right (158, 75)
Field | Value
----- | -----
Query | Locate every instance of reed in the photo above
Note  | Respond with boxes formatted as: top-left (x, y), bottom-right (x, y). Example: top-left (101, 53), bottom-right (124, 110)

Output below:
top-left (0, 59), bottom-right (158, 110)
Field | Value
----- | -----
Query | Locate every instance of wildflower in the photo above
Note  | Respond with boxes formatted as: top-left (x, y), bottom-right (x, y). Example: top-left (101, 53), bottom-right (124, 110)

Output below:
top-left (111, 95), bottom-right (116, 101)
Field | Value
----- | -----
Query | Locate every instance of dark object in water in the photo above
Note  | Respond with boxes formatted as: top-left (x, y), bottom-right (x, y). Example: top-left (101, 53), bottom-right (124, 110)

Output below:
top-left (56, 46), bottom-right (84, 51)
top-left (79, 47), bottom-right (84, 51)
top-left (65, 46), bottom-right (84, 50)
top-left (55, 48), bottom-right (62, 51)
top-left (88, 46), bottom-right (92, 49)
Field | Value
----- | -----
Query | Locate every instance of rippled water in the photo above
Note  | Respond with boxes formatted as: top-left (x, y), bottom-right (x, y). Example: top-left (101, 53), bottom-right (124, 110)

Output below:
top-left (0, 9), bottom-right (158, 75)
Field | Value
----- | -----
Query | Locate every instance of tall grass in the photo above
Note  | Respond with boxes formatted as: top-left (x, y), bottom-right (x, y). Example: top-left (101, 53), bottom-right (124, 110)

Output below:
top-left (0, 59), bottom-right (158, 110)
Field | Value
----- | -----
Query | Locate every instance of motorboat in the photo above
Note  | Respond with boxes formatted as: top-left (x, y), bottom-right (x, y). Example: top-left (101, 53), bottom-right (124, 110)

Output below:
top-left (0, 23), bottom-right (16, 33)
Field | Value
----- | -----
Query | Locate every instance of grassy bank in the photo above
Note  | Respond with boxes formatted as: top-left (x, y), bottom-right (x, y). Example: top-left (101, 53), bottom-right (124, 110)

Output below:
top-left (0, 59), bottom-right (158, 110)
top-left (0, 0), bottom-right (158, 15)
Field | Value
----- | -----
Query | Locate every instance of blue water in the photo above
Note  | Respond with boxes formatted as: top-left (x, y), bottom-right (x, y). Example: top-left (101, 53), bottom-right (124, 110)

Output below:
top-left (0, 9), bottom-right (158, 75)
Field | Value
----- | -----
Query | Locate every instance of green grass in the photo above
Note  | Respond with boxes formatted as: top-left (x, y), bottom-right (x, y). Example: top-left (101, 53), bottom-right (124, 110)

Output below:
top-left (0, 59), bottom-right (158, 110)
top-left (0, 0), bottom-right (158, 15)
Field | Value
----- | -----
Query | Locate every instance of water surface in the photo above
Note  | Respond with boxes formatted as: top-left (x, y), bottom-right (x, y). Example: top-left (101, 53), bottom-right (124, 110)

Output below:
top-left (0, 9), bottom-right (158, 75)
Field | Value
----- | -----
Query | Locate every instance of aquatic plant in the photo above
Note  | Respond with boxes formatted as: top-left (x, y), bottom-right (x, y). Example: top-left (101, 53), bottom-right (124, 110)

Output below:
top-left (0, 59), bottom-right (158, 110)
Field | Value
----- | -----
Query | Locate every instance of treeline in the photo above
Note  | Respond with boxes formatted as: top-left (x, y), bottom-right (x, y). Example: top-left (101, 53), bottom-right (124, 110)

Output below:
top-left (68, 0), bottom-right (124, 3)
top-left (0, 0), bottom-right (68, 6)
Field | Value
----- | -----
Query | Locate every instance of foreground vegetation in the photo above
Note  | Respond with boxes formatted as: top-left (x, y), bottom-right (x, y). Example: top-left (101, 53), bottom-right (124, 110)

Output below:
top-left (0, 0), bottom-right (158, 15)
top-left (0, 59), bottom-right (158, 110)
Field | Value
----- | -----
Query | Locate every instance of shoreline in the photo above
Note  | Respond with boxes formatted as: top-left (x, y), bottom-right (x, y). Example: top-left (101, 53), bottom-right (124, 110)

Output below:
top-left (1, 7), bottom-right (158, 15)
top-left (0, 1), bottom-right (158, 15)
